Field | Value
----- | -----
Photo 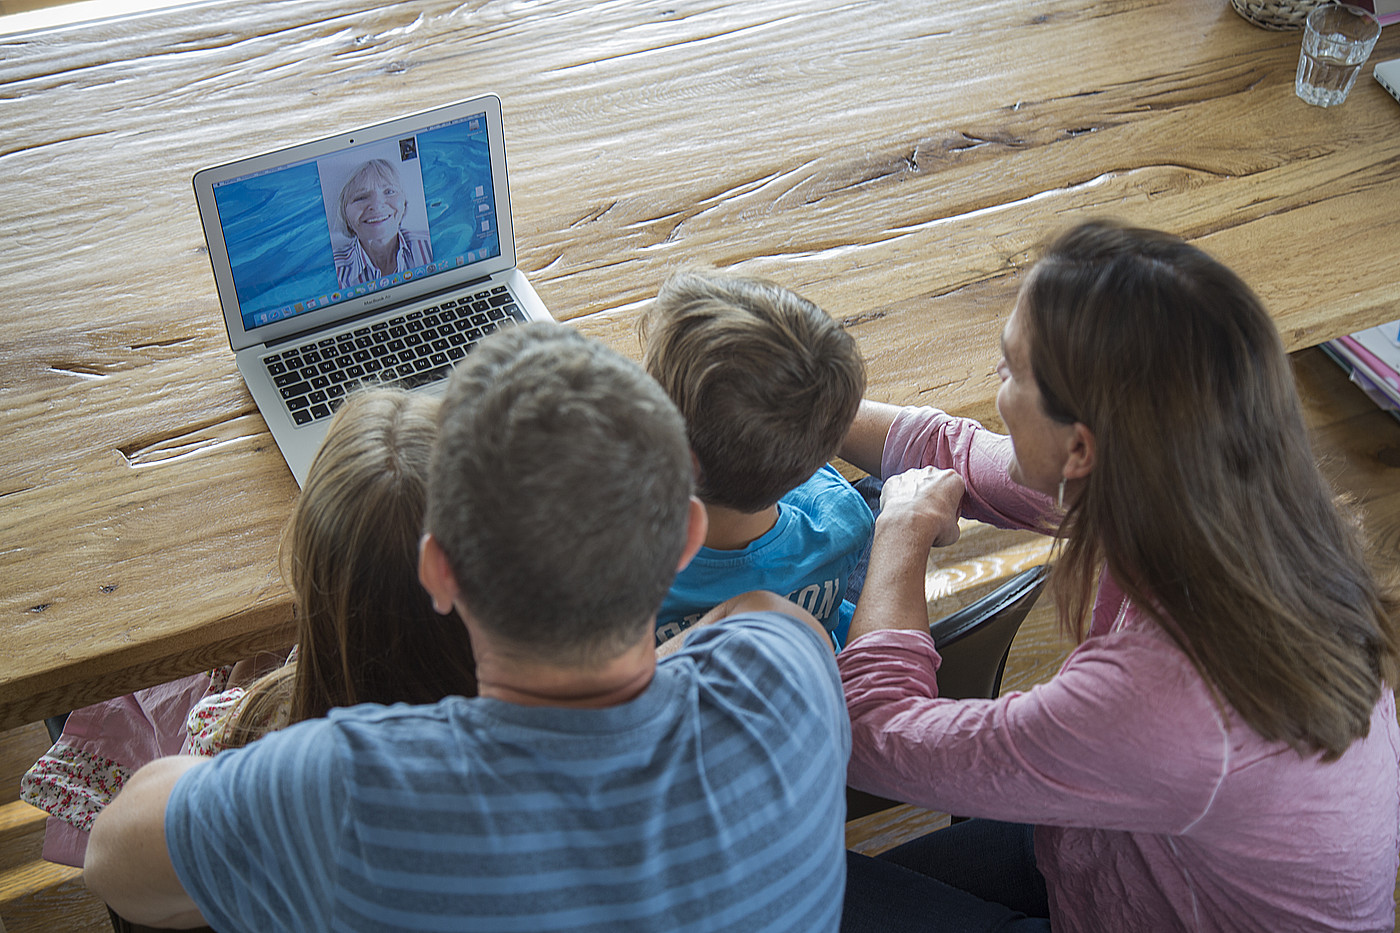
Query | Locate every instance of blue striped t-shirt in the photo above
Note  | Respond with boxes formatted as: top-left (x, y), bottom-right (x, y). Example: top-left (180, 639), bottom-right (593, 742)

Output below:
top-left (165, 612), bottom-right (849, 932)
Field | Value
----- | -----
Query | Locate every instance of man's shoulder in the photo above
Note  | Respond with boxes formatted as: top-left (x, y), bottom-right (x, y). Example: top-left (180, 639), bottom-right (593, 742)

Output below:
top-left (686, 609), bottom-right (827, 647)
top-left (173, 701), bottom-right (480, 821)
top-left (674, 613), bottom-right (849, 804)
top-left (194, 700), bottom-right (464, 774)
top-left (321, 697), bottom-right (467, 747)
top-left (674, 612), bottom-right (838, 692)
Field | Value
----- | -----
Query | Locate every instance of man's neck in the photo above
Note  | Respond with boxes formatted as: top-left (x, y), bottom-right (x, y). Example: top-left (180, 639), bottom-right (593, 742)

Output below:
top-left (702, 502), bottom-right (779, 551)
top-left (471, 634), bottom-right (657, 708)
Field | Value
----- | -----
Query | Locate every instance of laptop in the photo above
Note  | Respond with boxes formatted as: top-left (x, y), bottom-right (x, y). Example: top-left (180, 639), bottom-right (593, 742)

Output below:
top-left (193, 94), bottom-right (554, 485)
top-left (1376, 58), bottom-right (1400, 107)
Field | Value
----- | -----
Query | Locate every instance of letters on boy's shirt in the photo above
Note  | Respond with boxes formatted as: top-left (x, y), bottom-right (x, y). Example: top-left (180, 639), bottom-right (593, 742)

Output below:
top-left (655, 576), bottom-right (841, 647)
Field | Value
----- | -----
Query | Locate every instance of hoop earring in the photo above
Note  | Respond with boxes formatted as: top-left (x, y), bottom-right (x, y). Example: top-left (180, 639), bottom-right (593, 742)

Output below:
top-left (1057, 477), bottom-right (1066, 510)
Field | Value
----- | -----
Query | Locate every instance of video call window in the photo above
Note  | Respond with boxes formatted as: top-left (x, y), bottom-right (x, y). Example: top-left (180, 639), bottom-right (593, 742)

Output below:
top-left (212, 113), bottom-right (501, 331)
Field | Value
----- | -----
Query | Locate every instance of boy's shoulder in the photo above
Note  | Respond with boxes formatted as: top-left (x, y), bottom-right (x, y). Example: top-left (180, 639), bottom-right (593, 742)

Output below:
top-left (779, 464), bottom-right (867, 516)
top-left (770, 466), bottom-right (873, 574)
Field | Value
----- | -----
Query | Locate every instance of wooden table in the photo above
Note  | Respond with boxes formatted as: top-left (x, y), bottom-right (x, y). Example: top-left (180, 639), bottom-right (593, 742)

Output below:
top-left (2, 0), bottom-right (1398, 730)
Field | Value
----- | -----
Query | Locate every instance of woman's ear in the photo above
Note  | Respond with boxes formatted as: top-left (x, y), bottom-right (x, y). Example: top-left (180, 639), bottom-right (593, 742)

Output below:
top-left (418, 533), bottom-right (460, 616)
top-left (1064, 422), bottom-right (1096, 480)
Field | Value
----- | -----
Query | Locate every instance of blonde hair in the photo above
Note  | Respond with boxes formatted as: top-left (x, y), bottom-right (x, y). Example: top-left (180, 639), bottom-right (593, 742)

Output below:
top-left (224, 387), bottom-right (477, 747)
top-left (1027, 220), bottom-right (1400, 760)
top-left (337, 158), bottom-right (405, 239)
top-left (641, 269), bottom-right (865, 512)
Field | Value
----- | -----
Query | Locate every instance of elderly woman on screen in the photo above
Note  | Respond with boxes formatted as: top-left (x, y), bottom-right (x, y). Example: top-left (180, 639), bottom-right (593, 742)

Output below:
top-left (837, 220), bottom-right (1400, 933)
top-left (333, 158), bottom-right (432, 289)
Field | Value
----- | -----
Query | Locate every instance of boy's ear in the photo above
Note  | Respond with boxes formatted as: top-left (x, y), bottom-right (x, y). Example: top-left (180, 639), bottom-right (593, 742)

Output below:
top-left (418, 533), bottom-right (461, 616)
top-left (688, 449), bottom-right (705, 487)
top-left (676, 496), bottom-right (709, 572)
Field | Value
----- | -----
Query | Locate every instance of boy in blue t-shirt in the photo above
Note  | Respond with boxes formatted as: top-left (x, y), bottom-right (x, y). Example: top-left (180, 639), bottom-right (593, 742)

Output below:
top-left (642, 269), bottom-right (873, 650)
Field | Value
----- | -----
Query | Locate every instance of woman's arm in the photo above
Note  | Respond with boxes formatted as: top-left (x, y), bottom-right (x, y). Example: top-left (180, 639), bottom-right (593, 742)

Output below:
top-left (883, 406), bottom-right (1054, 532)
top-left (838, 400), bottom-right (902, 478)
top-left (838, 629), bottom-right (1227, 832)
top-left (846, 467), bottom-right (965, 644)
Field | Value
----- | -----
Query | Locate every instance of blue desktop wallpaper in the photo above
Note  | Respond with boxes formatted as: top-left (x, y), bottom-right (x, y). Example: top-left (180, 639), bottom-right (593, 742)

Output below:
top-left (216, 162), bottom-right (338, 329)
top-left (218, 111), bottom-right (502, 333)
top-left (419, 118), bottom-right (501, 265)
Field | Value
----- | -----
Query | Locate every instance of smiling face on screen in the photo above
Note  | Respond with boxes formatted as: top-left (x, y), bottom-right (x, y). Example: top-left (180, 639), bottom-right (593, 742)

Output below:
top-left (340, 161), bottom-right (408, 248)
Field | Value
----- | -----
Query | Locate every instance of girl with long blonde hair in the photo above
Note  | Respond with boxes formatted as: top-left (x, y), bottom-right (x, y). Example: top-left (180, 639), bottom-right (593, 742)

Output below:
top-left (26, 388), bottom-right (476, 866)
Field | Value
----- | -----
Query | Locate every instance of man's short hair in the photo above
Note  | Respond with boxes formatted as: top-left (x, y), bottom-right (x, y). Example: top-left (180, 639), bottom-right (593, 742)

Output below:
top-left (641, 269), bottom-right (866, 513)
top-left (427, 323), bottom-right (694, 664)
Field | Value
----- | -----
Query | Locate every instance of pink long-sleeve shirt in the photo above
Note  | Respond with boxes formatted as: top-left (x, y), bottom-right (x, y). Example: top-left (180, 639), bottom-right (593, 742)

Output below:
top-left (839, 406), bottom-right (1400, 933)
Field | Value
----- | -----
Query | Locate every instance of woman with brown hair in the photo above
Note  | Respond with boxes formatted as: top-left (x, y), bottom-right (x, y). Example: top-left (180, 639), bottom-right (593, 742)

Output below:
top-left (838, 220), bottom-right (1400, 932)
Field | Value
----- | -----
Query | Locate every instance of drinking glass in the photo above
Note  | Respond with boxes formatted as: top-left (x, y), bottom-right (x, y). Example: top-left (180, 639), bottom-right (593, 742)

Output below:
top-left (1296, 3), bottom-right (1382, 107)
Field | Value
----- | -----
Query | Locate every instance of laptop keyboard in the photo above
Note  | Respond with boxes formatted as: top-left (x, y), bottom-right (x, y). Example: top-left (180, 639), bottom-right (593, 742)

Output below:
top-left (263, 284), bottom-right (525, 425)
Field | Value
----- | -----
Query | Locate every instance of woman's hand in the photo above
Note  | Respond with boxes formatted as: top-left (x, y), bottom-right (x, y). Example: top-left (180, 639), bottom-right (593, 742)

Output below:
top-left (846, 467), bottom-right (966, 642)
top-left (878, 466), bottom-right (965, 550)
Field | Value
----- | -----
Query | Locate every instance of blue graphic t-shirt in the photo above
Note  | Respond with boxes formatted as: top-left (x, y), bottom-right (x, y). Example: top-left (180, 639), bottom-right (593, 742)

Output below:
top-left (655, 464), bottom-right (874, 650)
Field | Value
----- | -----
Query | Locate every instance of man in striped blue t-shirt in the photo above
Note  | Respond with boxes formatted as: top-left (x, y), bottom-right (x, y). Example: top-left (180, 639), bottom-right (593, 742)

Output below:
top-left (86, 322), bottom-right (850, 932)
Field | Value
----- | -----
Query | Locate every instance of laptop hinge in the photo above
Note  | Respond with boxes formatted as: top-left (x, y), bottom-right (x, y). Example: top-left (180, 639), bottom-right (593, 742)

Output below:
top-left (262, 273), bottom-right (497, 350)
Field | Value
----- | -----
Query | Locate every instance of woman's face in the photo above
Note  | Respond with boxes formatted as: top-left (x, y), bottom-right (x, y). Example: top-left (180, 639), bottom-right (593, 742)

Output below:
top-left (995, 295), bottom-right (1077, 496)
top-left (346, 174), bottom-right (407, 245)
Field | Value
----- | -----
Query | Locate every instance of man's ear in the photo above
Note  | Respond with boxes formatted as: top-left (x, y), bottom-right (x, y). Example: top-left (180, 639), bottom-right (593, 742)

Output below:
top-left (676, 496), bottom-right (709, 572)
top-left (1064, 422), bottom-right (1096, 481)
top-left (418, 533), bottom-right (460, 616)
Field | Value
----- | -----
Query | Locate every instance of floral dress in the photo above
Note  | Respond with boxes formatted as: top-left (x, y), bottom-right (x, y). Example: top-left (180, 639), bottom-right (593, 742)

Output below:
top-left (20, 650), bottom-right (295, 867)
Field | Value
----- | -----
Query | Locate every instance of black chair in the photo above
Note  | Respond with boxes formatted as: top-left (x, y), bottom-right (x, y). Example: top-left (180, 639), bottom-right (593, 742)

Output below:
top-left (845, 564), bottom-right (1049, 821)
top-left (44, 712), bottom-right (69, 744)
top-left (107, 910), bottom-right (215, 933)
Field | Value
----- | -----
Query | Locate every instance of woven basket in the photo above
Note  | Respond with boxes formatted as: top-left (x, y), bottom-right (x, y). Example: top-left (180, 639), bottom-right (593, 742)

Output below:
top-left (1231, 0), bottom-right (1332, 29)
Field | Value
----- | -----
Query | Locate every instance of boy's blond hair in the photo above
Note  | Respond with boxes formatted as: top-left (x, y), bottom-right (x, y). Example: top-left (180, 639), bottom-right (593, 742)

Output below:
top-left (642, 269), bottom-right (865, 513)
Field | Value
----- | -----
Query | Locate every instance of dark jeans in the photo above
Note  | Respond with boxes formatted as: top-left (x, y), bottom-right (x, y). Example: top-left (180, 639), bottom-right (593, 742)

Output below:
top-left (842, 819), bottom-right (1052, 932)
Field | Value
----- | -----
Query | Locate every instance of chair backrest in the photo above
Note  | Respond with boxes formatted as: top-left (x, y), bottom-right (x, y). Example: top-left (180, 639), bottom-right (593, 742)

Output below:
top-left (927, 564), bottom-right (1048, 700)
top-left (845, 564), bottom-right (1048, 822)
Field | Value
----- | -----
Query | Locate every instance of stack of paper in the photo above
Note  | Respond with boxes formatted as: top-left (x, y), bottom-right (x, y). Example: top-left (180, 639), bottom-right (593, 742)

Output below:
top-left (1322, 321), bottom-right (1400, 419)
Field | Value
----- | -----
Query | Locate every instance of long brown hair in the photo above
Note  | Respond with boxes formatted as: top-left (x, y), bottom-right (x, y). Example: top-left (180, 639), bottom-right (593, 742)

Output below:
top-left (1024, 220), bottom-right (1400, 760)
top-left (226, 388), bottom-right (477, 746)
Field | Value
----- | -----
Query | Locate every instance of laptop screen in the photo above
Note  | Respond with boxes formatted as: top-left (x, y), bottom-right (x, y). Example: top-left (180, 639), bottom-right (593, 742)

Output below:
top-left (209, 109), bottom-right (501, 333)
top-left (195, 95), bottom-right (522, 353)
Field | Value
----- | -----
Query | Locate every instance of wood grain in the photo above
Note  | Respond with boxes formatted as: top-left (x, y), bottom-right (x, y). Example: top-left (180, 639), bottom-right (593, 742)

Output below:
top-left (2, 0), bottom-right (1399, 725)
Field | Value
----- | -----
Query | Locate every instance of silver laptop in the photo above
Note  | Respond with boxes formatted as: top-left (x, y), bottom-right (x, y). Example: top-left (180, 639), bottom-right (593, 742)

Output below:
top-left (194, 94), bottom-right (553, 485)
